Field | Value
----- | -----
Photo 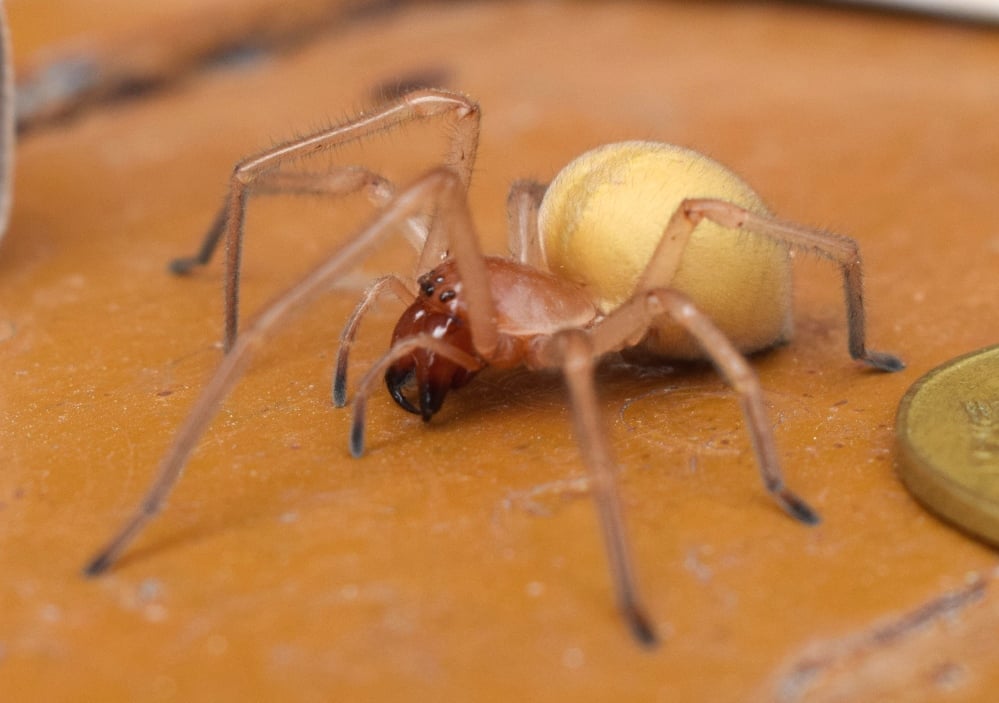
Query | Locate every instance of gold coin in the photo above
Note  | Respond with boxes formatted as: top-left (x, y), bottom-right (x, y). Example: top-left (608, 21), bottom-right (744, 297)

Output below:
top-left (896, 344), bottom-right (999, 545)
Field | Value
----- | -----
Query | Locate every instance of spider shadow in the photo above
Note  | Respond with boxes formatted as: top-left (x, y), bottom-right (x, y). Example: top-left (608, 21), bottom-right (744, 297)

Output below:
top-left (389, 350), bottom-right (740, 450)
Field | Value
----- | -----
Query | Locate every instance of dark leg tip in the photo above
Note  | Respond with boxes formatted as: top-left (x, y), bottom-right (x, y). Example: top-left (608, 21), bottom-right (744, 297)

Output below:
top-left (82, 554), bottom-right (111, 578)
top-left (864, 351), bottom-right (905, 373)
top-left (332, 376), bottom-right (347, 408)
top-left (781, 492), bottom-right (821, 526)
top-left (349, 421), bottom-right (365, 458)
top-left (168, 257), bottom-right (200, 276)
top-left (624, 605), bottom-right (660, 649)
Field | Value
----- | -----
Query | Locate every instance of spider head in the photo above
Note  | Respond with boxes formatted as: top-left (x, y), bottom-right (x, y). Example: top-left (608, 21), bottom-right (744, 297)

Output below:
top-left (385, 269), bottom-right (481, 421)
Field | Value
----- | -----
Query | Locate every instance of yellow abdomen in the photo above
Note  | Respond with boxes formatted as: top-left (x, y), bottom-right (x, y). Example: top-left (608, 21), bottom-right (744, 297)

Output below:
top-left (538, 141), bottom-right (792, 359)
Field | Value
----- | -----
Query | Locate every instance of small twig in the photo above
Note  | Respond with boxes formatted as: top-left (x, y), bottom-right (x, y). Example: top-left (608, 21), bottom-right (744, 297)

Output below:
top-left (763, 569), bottom-right (995, 703)
top-left (15, 0), bottom-right (412, 132)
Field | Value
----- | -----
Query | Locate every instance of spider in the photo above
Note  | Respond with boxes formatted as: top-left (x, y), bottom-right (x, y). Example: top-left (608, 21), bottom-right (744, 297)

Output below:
top-left (83, 88), bottom-right (903, 647)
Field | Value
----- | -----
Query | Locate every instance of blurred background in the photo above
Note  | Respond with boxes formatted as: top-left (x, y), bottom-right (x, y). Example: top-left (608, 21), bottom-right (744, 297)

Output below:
top-left (2, 2), bottom-right (998, 701)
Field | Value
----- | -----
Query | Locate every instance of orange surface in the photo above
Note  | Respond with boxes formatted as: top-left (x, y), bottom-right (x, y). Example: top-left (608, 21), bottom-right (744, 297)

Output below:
top-left (2, 1), bottom-right (999, 701)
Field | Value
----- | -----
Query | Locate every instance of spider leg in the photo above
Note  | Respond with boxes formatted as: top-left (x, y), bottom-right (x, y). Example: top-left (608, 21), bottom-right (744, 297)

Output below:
top-left (587, 288), bottom-right (820, 526)
top-left (414, 166), bottom-right (501, 358)
top-left (333, 274), bottom-right (415, 407)
top-left (506, 179), bottom-right (548, 267)
top-left (170, 200), bottom-right (229, 275)
top-left (534, 329), bottom-right (658, 647)
top-left (340, 165), bottom-right (506, 407)
top-left (170, 166), bottom-right (397, 275)
top-left (83, 169), bottom-right (470, 577)
top-left (642, 197), bottom-right (903, 372)
top-left (176, 89), bottom-right (480, 351)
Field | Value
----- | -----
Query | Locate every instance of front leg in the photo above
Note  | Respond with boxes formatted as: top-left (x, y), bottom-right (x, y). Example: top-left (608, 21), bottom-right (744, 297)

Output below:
top-left (332, 274), bottom-right (415, 407)
top-left (175, 89), bottom-right (481, 352)
top-left (82, 169), bottom-right (475, 577)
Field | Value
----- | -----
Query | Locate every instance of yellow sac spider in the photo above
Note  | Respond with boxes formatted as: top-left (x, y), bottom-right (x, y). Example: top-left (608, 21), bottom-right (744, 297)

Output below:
top-left (84, 89), bottom-right (903, 647)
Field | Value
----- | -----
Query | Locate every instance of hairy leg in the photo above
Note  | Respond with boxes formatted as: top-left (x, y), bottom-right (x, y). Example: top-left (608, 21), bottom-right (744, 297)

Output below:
top-left (332, 274), bottom-right (415, 407)
top-left (636, 197), bottom-right (903, 372)
top-left (83, 169), bottom-right (473, 576)
top-left (175, 89), bottom-right (481, 351)
top-left (587, 287), bottom-right (820, 525)
top-left (537, 329), bottom-right (658, 647)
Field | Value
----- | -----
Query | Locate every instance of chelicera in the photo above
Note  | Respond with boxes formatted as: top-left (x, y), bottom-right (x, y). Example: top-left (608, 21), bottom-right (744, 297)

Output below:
top-left (84, 89), bottom-right (903, 647)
